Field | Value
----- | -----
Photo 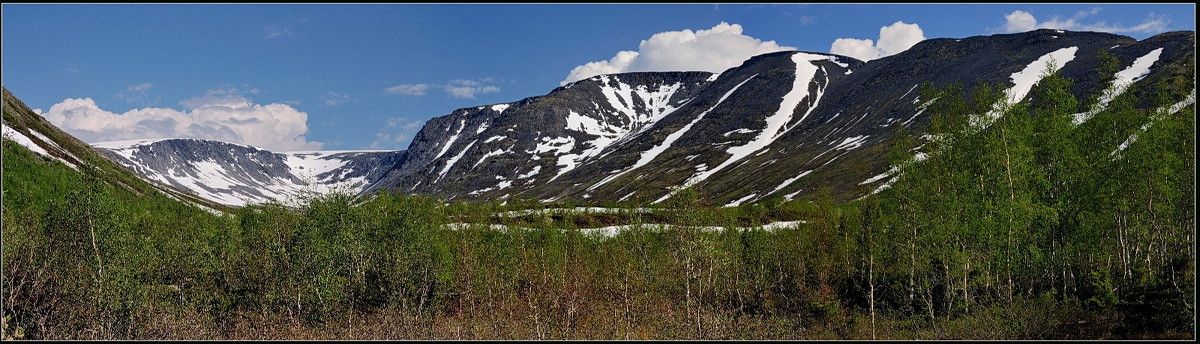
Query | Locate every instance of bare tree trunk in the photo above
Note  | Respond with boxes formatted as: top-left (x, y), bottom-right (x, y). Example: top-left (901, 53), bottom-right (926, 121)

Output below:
top-left (88, 211), bottom-right (104, 289)
top-left (1118, 214), bottom-right (1130, 281)
top-left (963, 253), bottom-right (971, 314)
top-left (869, 251), bottom-right (877, 340)
top-left (1001, 126), bottom-right (1017, 302)
top-left (623, 272), bottom-right (632, 340)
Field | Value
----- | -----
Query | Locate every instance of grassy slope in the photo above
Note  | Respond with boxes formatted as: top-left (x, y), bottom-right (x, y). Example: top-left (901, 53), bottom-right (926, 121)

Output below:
top-left (1, 87), bottom-right (232, 213)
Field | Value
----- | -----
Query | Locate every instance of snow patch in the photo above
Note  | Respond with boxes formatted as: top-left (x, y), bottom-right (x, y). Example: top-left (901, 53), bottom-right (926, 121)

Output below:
top-left (531, 136), bottom-right (575, 155)
top-left (468, 180), bottom-right (513, 196)
top-left (974, 46), bottom-right (1078, 128)
top-left (517, 165), bottom-right (542, 179)
top-left (3, 124), bottom-right (51, 158)
top-left (436, 139), bottom-right (477, 182)
top-left (725, 193), bottom-right (758, 207)
top-left (587, 75), bottom-right (759, 191)
top-left (682, 52), bottom-right (836, 191)
top-left (433, 119), bottom-right (466, 161)
top-left (769, 170), bottom-right (812, 196)
top-left (2, 123), bottom-right (79, 170)
top-left (722, 128), bottom-right (756, 137)
top-left (618, 191), bottom-right (636, 202)
top-left (860, 172), bottom-right (890, 185)
top-left (833, 135), bottom-right (869, 151)
top-left (1073, 48), bottom-right (1163, 125)
top-left (1111, 90), bottom-right (1195, 157)
top-left (472, 148), bottom-right (507, 169)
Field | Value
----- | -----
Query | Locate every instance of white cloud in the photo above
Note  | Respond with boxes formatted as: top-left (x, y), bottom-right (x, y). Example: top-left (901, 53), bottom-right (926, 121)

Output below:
top-left (561, 22), bottom-right (795, 85)
top-left (265, 26), bottom-right (292, 39)
top-left (446, 83), bottom-right (501, 99)
top-left (829, 38), bottom-right (879, 62)
top-left (998, 8), bottom-right (1171, 34)
top-left (320, 91), bottom-right (353, 106)
top-left (830, 21), bottom-right (926, 62)
top-left (115, 82), bottom-right (159, 105)
top-left (371, 116), bottom-right (425, 149)
top-left (1003, 10), bottom-right (1039, 32)
top-left (384, 78), bottom-right (502, 99)
top-left (179, 87), bottom-right (250, 109)
top-left (42, 88), bottom-right (322, 151)
top-left (385, 84), bottom-right (432, 96)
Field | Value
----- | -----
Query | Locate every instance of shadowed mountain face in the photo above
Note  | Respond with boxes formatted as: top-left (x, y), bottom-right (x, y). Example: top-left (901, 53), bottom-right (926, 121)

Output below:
top-left (369, 29), bottom-right (1195, 205)
top-left (33, 29), bottom-right (1193, 207)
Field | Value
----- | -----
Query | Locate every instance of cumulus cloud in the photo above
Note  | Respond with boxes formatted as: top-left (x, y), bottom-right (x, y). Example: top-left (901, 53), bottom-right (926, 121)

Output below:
top-left (560, 22), bottom-right (795, 85)
top-left (370, 116), bottom-right (425, 149)
top-left (1003, 10), bottom-right (1039, 33)
top-left (998, 8), bottom-right (1170, 34)
top-left (383, 78), bottom-right (502, 99)
top-left (829, 21), bottom-right (925, 62)
top-left (115, 82), bottom-right (159, 105)
top-left (829, 38), bottom-right (878, 62)
top-left (42, 88), bottom-right (323, 151)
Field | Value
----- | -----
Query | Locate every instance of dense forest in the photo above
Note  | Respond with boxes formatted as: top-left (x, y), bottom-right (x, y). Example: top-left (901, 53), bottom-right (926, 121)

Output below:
top-left (1, 52), bottom-right (1194, 339)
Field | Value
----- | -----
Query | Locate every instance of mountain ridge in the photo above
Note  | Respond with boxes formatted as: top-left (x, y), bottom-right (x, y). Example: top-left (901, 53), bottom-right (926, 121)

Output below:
top-left (18, 28), bottom-right (1194, 207)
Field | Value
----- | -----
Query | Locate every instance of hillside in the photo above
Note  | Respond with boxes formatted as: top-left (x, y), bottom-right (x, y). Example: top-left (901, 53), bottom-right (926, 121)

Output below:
top-left (374, 29), bottom-right (1195, 205)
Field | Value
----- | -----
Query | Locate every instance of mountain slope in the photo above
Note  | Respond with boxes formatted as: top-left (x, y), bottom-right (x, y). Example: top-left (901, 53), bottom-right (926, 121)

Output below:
top-left (18, 29), bottom-right (1192, 208)
top-left (2, 86), bottom-right (230, 213)
top-left (93, 139), bottom-right (404, 206)
top-left (366, 71), bottom-right (716, 200)
top-left (370, 29), bottom-right (1195, 205)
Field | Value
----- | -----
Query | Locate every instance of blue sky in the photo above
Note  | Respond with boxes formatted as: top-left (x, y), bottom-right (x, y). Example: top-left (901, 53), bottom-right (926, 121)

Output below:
top-left (2, 3), bottom-right (1194, 151)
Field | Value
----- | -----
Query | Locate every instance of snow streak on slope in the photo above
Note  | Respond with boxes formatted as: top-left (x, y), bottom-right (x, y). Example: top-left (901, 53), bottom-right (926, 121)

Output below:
top-left (725, 193), bottom-right (758, 207)
top-left (26, 129), bottom-right (84, 170)
top-left (769, 170), bottom-right (813, 197)
top-left (550, 76), bottom-right (691, 180)
top-left (684, 52), bottom-right (835, 190)
top-left (433, 119), bottom-right (466, 161)
top-left (472, 147), bottom-right (508, 169)
top-left (833, 135), bottom-right (869, 151)
top-left (437, 139), bottom-right (477, 182)
top-left (516, 165), bottom-right (541, 179)
top-left (2, 122), bottom-right (78, 169)
top-left (973, 47), bottom-right (1079, 128)
top-left (860, 172), bottom-right (891, 185)
top-left (1111, 89), bottom-right (1195, 157)
top-left (1073, 48), bottom-right (1163, 125)
top-left (586, 75), bottom-right (759, 191)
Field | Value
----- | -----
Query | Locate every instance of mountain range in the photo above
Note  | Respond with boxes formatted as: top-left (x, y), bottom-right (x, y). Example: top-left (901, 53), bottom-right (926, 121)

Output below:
top-left (8, 29), bottom-right (1196, 207)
